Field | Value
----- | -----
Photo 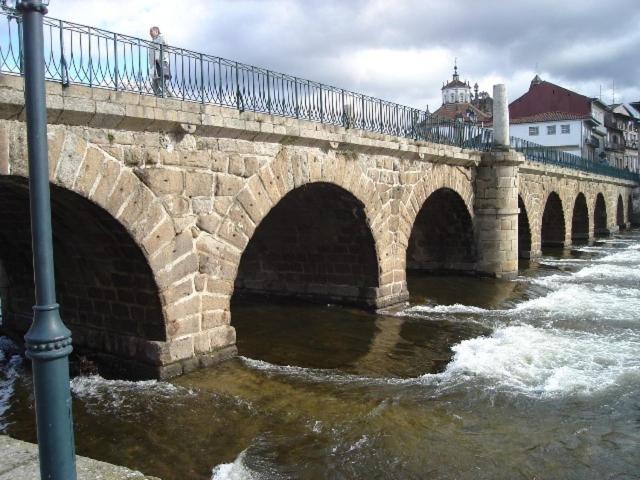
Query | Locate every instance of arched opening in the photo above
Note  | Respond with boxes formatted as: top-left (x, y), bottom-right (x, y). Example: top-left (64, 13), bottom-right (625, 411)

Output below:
top-left (407, 188), bottom-right (476, 273)
top-left (0, 177), bottom-right (165, 375)
top-left (616, 194), bottom-right (625, 229)
top-left (233, 182), bottom-right (379, 308)
top-left (571, 193), bottom-right (589, 242)
top-left (541, 192), bottom-right (565, 248)
top-left (517, 195), bottom-right (532, 258)
top-left (629, 194), bottom-right (634, 224)
top-left (594, 193), bottom-right (608, 237)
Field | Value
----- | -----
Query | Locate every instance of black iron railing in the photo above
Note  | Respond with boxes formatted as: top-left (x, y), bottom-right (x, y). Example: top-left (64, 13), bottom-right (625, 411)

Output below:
top-left (0, 9), bottom-right (637, 182)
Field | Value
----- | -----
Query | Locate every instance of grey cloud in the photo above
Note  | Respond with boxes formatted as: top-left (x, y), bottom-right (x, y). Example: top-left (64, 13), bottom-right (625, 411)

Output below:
top-left (52, 0), bottom-right (640, 106)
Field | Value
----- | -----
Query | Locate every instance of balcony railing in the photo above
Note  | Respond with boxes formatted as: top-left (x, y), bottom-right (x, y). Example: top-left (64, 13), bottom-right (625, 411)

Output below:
top-left (0, 9), bottom-right (637, 183)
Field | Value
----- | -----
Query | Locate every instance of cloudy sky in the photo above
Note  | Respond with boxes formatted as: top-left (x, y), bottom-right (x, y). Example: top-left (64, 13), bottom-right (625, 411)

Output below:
top-left (49, 0), bottom-right (640, 110)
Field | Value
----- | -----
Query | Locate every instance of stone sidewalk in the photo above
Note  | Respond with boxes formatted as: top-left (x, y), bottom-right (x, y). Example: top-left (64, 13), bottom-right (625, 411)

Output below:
top-left (0, 435), bottom-right (161, 480)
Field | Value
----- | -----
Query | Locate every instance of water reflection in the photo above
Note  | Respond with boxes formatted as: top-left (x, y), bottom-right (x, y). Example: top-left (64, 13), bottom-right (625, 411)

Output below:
top-left (0, 231), bottom-right (638, 480)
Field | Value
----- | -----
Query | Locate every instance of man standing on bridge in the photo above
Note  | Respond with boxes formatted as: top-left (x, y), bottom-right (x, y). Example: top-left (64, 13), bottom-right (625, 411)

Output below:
top-left (148, 26), bottom-right (171, 97)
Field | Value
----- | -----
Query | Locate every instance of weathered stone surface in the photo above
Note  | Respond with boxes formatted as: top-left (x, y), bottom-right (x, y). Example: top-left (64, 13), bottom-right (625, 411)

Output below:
top-left (0, 74), bottom-right (635, 381)
top-left (0, 435), bottom-right (161, 480)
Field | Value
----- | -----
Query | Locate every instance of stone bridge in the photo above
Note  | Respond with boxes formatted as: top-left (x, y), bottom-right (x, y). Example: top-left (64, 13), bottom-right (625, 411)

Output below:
top-left (0, 75), bottom-right (636, 378)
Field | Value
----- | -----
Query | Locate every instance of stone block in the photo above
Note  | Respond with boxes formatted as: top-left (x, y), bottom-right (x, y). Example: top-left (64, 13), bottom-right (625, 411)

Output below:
top-left (185, 171), bottom-right (214, 197)
top-left (55, 133), bottom-right (87, 188)
top-left (211, 151), bottom-right (229, 173)
top-left (156, 252), bottom-right (199, 290)
top-left (141, 219), bottom-right (175, 257)
top-left (165, 295), bottom-right (201, 324)
top-left (228, 153), bottom-right (245, 176)
top-left (89, 160), bottom-right (122, 208)
top-left (216, 219), bottom-right (249, 251)
top-left (166, 336), bottom-right (194, 361)
top-left (202, 310), bottom-right (230, 329)
top-left (192, 196), bottom-right (213, 215)
top-left (60, 95), bottom-right (96, 124)
top-left (201, 294), bottom-right (229, 312)
top-left (196, 212), bottom-right (222, 234)
top-left (215, 173), bottom-right (244, 197)
top-left (208, 325), bottom-right (236, 349)
top-left (159, 278), bottom-right (194, 307)
top-left (137, 167), bottom-right (184, 195)
top-left (150, 230), bottom-right (194, 271)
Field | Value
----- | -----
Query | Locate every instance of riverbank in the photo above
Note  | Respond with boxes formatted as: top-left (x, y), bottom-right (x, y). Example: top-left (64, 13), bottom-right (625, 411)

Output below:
top-left (0, 435), bottom-right (160, 480)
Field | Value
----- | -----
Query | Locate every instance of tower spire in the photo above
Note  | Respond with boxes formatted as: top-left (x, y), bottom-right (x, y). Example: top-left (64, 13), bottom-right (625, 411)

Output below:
top-left (453, 57), bottom-right (459, 81)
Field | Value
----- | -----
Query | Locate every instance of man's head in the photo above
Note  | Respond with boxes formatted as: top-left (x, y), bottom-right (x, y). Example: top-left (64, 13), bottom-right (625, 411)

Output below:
top-left (149, 26), bottom-right (160, 39)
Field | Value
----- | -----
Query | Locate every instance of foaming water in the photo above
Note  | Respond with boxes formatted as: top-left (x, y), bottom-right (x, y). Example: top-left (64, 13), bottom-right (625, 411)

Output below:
top-left (71, 374), bottom-right (194, 414)
top-left (427, 325), bottom-right (640, 397)
top-left (400, 303), bottom-right (489, 315)
top-left (1, 230), bottom-right (639, 480)
top-left (0, 337), bottom-right (22, 430)
top-left (210, 450), bottom-right (259, 480)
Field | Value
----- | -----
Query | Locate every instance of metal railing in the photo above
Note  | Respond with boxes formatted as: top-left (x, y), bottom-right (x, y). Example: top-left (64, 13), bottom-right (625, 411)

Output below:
top-left (0, 9), bottom-right (637, 183)
top-left (510, 137), bottom-right (640, 181)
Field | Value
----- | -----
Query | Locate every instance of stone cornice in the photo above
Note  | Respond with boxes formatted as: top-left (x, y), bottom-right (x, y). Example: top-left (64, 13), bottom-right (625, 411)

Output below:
top-left (0, 74), bottom-right (481, 167)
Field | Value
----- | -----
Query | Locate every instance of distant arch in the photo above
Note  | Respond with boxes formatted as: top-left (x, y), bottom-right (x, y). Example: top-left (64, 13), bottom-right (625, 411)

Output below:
top-left (407, 187), bottom-right (476, 273)
top-left (541, 192), bottom-right (566, 247)
top-left (518, 195), bottom-right (532, 258)
top-left (594, 193), bottom-right (608, 237)
top-left (616, 194), bottom-right (625, 229)
top-left (571, 192), bottom-right (589, 242)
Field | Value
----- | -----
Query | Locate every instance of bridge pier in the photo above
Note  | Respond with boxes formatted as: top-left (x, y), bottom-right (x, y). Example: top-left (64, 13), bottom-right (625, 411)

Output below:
top-left (474, 84), bottom-right (524, 279)
top-left (474, 149), bottom-right (523, 279)
top-left (632, 187), bottom-right (640, 226)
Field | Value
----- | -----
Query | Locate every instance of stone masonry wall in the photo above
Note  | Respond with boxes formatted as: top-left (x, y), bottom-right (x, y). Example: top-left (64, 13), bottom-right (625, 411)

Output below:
top-left (0, 74), bottom-right (482, 378)
top-left (0, 73), bottom-right (635, 378)
top-left (518, 162), bottom-right (635, 257)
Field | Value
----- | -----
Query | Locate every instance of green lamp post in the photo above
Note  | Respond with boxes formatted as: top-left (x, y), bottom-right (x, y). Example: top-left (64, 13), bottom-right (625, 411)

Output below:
top-left (14, 0), bottom-right (78, 478)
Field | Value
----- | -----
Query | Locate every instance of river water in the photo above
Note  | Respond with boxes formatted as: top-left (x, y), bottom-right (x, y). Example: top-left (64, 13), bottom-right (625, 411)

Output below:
top-left (1, 230), bottom-right (639, 479)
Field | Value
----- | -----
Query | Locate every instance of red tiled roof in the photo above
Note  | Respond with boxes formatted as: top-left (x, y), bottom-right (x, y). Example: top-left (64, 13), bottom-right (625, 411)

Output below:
top-left (509, 80), bottom-right (592, 119)
top-left (510, 112), bottom-right (589, 124)
top-left (432, 102), bottom-right (491, 121)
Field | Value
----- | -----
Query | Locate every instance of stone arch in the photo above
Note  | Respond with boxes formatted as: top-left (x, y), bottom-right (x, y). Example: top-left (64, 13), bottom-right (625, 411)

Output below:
top-left (541, 191), bottom-right (566, 248)
top-left (517, 180), bottom-right (542, 258)
top-left (594, 192), bottom-right (608, 237)
top-left (517, 195), bottom-right (532, 259)
top-left (399, 165), bottom-right (474, 248)
top-left (616, 194), bottom-right (625, 229)
top-left (214, 147), bottom-right (398, 310)
top-left (233, 182), bottom-right (379, 307)
top-left (407, 187), bottom-right (476, 273)
top-left (571, 192), bottom-right (590, 242)
top-left (1, 129), bottom-right (199, 377)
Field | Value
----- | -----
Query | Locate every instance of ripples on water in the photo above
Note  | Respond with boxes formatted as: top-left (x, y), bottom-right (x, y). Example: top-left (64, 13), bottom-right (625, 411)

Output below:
top-left (1, 231), bottom-right (640, 479)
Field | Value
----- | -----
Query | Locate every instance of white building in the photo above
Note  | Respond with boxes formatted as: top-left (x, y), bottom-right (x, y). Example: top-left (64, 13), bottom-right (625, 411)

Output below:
top-left (441, 64), bottom-right (471, 104)
top-left (509, 76), bottom-right (613, 164)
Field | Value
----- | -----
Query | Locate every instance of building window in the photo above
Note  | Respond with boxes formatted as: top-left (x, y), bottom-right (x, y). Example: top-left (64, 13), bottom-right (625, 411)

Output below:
top-left (529, 126), bottom-right (539, 136)
top-left (547, 125), bottom-right (556, 135)
top-left (561, 124), bottom-right (570, 134)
